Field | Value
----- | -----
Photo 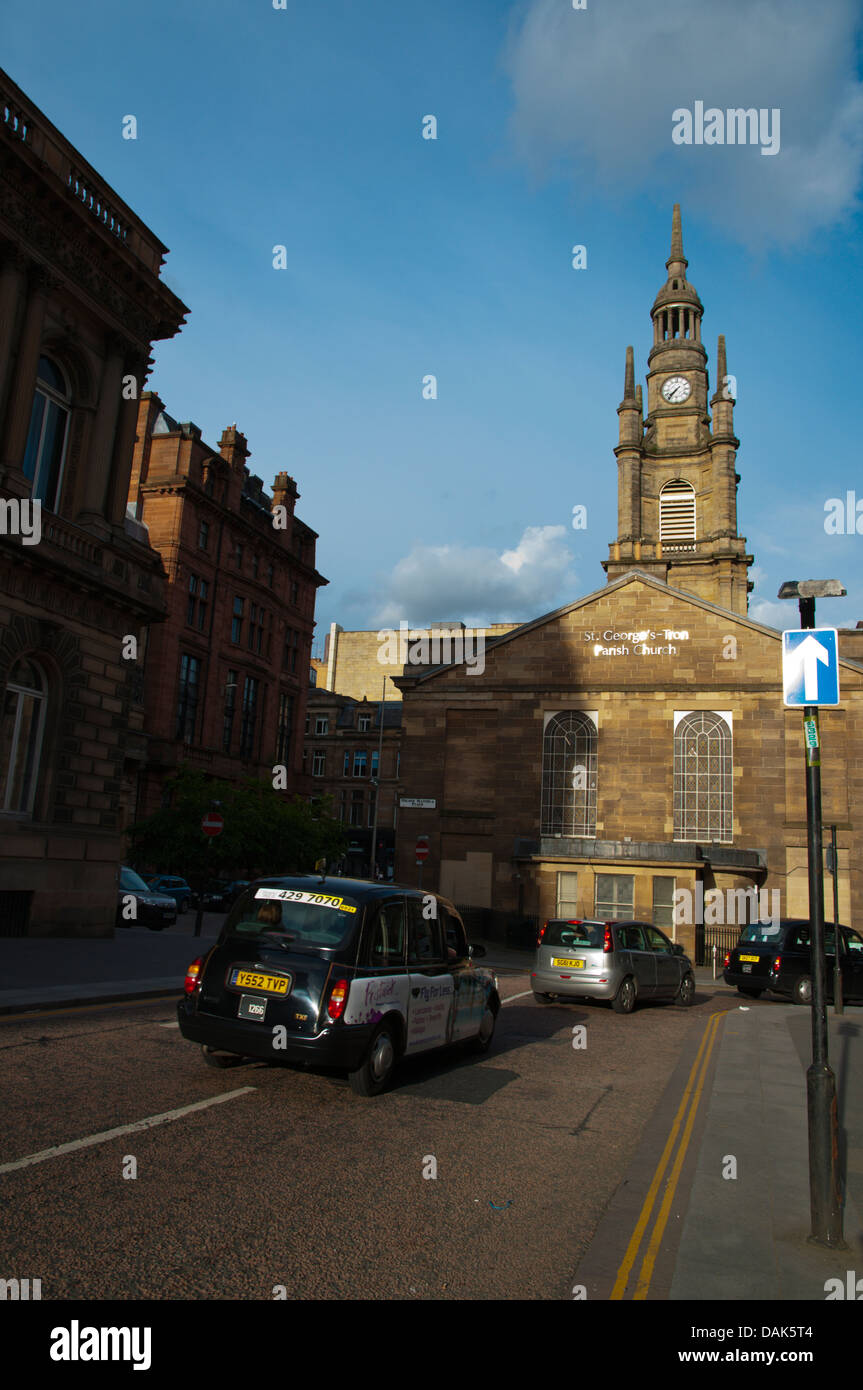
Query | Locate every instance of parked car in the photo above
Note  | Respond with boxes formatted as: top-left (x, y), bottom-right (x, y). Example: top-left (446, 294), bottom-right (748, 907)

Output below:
top-left (189, 879), bottom-right (250, 911)
top-left (531, 918), bottom-right (695, 1013)
top-left (117, 866), bottom-right (177, 931)
top-left (145, 876), bottom-right (193, 913)
top-left (723, 918), bottom-right (863, 1003)
top-left (178, 876), bottom-right (499, 1095)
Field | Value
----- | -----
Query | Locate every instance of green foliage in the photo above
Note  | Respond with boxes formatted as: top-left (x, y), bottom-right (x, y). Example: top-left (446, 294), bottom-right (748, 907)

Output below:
top-left (127, 765), bottom-right (347, 887)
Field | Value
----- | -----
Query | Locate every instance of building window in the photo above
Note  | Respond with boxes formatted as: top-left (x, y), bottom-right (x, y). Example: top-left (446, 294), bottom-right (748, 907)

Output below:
top-left (198, 520), bottom-right (210, 551)
top-left (595, 874), bottom-right (634, 919)
top-left (276, 693), bottom-right (294, 765)
top-left (312, 750), bottom-right (325, 777)
top-left (239, 676), bottom-right (259, 758)
top-left (541, 711), bottom-right (597, 837)
top-left (235, 541), bottom-right (244, 569)
top-left (659, 480), bottom-right (696, 546)
top-left (674, 712), bottom-right (732, 842)
top-left (267, 561), bottom-right (275, 589)
top-left (231, 596), bottom-right (244, 644)
top-left (223, 670), bottom-right (238, 753)
top-left (343, 750), bottom-right (350, 777)
top-left (252, 553), bottom-right (259, 580)
top-left (556, 872), bottom-right (579, 918)
top-left (353, 750), bottom-right (367, 777)
top-left (653, 877), bottom-right (676, 931)
top-left (248, 604), bottom-right (264, 653)
top-left (350, 790), bottom-right (364, 826)
top-left (358, 713), bottom-right (371, 732)
top-left (187, 575), bottom-right (209, 631)
top-left (22, 357), bottom-right (70, 512)
top-left (290, 580), bottom-right (299, 607)
top-left (371, 750), bottom-right (379, 778)
top-left (315, 716), bottom-right (329, 736)
top-left (176, 654), bottom-right (201, 743)
top-left (0, 658), bottom-right (47, 815)
top-left (283, 627), bottom-right (299, 673)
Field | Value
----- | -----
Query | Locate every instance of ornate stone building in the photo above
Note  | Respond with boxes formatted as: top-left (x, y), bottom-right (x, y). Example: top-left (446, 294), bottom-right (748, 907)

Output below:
top-left (0, 69), bottom-right (187, 935)
top-left (129, 396), bottom-right (326, 818)
top-left (393, 208), bottom-right (863, 959)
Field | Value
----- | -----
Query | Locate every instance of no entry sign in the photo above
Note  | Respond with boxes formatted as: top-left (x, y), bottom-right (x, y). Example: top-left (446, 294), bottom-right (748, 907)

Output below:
top-left (415, 836), bottom-right (430, 861)
top-left (202, 811), bottom-right (224, 837)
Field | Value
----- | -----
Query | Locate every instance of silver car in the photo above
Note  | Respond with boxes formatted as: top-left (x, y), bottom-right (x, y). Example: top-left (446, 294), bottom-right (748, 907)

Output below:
top-left (531, 918), bottom-right (695, 1013)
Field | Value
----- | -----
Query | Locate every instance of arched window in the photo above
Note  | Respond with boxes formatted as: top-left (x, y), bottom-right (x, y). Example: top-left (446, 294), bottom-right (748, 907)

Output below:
top-left (541, 711), bottom-right (597, 837)
top-left (659, 479), bottom-right (696, 545)
top-left (674, 711), bottom-right (732, 842)
top-left (0, 658), bottom-right (48, 815)
top-left (22, 356), bottom-right (71, 512)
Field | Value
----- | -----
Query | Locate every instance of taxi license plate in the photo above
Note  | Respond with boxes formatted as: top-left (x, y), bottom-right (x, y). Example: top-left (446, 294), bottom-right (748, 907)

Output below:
top-left (551, 957), bottom-right (585, 968)
top-left (238, 994), bottom-right (268, 1021)
top-left (739, 955), bottom-right (761, 964)
top-left (230, 969), bottom-right (290, 994)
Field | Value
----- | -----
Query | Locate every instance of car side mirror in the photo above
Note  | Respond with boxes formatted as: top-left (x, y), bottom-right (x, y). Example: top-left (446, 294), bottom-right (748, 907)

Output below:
top-left (469, 943), bottom-right (486, 958)
top-left (672, 943), bottom-right (684, 956)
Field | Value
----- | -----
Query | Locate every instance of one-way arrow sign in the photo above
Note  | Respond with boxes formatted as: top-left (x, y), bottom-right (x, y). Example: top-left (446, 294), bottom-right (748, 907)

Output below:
top-left (782, 629), bottom-right (839, 707)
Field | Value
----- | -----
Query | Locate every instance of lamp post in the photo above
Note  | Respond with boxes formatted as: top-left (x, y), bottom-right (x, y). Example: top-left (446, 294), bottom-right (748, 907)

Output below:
top-left (368, 678), bottom-right (387, 879)
top-left (778, 579), bottom-right (845, 1246)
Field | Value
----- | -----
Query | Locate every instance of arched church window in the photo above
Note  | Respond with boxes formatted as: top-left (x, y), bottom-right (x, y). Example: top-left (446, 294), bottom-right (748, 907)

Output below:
top-left (674, 711), bottom-right (732, 842)
top-left (660, 479), bottom-right (696, 544)
top-left (541, 711), bottom-right (597, 837)
top-left (0, 658), bottom-right (48, 815)
top-left (22, 356), bottom-right (71, 513)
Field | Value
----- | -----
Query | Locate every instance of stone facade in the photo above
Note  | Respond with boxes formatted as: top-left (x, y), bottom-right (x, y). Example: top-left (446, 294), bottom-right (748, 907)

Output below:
top-left (0, 68), bottom-right (187, 936)
top-left (129, 396), bottom-right (327, 818)
top-left (320, 620), bottom-right (520, 702)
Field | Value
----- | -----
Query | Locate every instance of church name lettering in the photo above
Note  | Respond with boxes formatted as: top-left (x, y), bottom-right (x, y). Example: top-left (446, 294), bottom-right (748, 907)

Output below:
top-left (582, 628), bottom-right (689, 656)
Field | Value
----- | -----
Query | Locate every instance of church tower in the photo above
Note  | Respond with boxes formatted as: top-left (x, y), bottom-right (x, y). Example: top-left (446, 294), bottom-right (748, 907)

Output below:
top-left (602, 205), bottom-right (753, 614)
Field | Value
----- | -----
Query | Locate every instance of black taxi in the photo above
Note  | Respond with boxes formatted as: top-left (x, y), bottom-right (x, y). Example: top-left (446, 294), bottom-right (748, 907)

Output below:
top-left (177, 875), bottom-right (500, 1095)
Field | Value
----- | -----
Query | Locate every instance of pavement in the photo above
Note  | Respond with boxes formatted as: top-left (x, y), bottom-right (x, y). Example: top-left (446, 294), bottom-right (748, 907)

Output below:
top-left (2, 926), bottom-right (861, 1304)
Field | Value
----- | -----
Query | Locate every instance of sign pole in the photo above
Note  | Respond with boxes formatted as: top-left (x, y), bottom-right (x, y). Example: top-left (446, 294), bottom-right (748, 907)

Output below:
top-left (830, 825), bottom-right (843, 1015)
top-left (799, 595), bottom-right (842, 1246)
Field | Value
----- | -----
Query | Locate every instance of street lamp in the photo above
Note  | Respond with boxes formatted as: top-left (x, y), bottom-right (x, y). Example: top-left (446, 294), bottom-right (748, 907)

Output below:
top-left (778, 578), bottom-right (846, 1247)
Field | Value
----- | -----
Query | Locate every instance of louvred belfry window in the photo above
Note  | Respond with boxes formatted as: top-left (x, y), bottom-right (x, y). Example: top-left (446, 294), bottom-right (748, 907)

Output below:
top-left (660, 479), bottom-right (696, 547)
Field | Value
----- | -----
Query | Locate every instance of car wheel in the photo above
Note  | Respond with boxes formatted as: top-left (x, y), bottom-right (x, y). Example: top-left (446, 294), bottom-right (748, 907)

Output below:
top-left (611, 976), bottom-right (637, 1014)
top-left (793, 976), bottom-right (812, 1006)
top-left (737, 987), bottom-right (763, 998)
top-left (349, 1023), bottom-right (397, 1097)
top-left (675, 971), bottom-right (696, 1006)
top-left (532, 990), bottom-right (552, 1003)
top-left (467, 1003), bottom-right (497, 1054)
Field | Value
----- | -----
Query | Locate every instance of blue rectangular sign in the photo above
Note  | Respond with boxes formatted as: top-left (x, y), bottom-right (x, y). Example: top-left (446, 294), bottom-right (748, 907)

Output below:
top-left (782, 629), bottom-right (839, 707)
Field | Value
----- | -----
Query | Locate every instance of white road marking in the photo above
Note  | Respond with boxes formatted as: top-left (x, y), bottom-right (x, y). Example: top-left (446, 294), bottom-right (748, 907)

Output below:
top-left (0, 1088), bottom-right (256, 1175)
top-left (158, 1022), bottom-right (180, 1029)
top-left (502, 990), bottom-right (533, 1004)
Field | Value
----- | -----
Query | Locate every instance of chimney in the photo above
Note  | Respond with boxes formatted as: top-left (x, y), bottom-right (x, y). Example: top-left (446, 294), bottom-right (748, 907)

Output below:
top-left (272, 471), bottom-right (299, 519)
top-left (219, 424), bottom-right (249, 471)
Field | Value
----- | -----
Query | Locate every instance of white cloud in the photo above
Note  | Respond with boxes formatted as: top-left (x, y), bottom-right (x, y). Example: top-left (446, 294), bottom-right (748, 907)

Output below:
top-left (503, 0), bottom-right (863, 248)
top-left (371, 524), bottom-right (577, 626)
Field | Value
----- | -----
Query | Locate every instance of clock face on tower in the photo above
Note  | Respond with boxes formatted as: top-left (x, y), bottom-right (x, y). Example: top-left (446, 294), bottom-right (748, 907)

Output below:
top-left (662, 375), bottom-right (691, 404)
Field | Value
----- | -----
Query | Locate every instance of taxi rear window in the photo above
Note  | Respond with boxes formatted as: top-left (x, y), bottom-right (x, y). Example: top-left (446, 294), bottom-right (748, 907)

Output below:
top-left (225, 887), bottom-right (360, 950)
top-left (737, 922), bottom-right (783, 945)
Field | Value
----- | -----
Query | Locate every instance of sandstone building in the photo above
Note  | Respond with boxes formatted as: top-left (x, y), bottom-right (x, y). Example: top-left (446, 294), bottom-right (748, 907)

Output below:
top-left (0, 69), bottom-right (187, 936)
top-left (129, 396), bottom-right (327, 818)
top-left (393, 208), bottom-right (863, 960)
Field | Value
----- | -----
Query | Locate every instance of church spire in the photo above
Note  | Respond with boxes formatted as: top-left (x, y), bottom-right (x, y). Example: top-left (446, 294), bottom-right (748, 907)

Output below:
top-left (666, 202), bottom-right (687, 275)
top-left (622, 344), bottom-right (636, 402)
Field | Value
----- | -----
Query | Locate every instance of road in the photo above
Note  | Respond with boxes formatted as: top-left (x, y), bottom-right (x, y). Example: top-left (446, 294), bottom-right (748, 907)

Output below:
top-left (0, 973), bottom-right (742, 1300)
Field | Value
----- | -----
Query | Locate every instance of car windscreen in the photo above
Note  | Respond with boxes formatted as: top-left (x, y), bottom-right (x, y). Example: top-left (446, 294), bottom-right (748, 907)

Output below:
top-left (224, 887), bottom-right (361, 950)
top-left (737, 922), bottom-right (783, 945)
top-left (542, 921), bottom-right (605, 950)
top-left (120, 867), bottom-right (151, 893)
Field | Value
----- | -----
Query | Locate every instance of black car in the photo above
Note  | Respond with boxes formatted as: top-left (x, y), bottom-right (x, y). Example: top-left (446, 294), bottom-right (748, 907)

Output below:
top-left (191, 879), bottom-right (250, 911)
top-left (723, 917), bottom-right (863, 1003)
top-left (178, 875), bottom-right (499, 1096)
top-left (117, 866), bottom-right (177, 931)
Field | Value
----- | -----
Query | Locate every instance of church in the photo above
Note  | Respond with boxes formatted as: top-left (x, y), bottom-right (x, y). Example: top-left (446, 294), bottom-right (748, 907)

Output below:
top-left (393, 208), bottom-right (863, 960)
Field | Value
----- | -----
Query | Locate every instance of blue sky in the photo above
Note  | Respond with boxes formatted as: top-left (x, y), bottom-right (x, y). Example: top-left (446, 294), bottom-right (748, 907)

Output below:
top-left (6, 0), bottom-right (863, 651)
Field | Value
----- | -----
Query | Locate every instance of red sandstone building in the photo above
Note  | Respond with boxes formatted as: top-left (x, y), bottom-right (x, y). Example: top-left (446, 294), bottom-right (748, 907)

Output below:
top-left (0, 69), bottom-right (187, 937)
top-left (128, 394), bottom-right (327, 818)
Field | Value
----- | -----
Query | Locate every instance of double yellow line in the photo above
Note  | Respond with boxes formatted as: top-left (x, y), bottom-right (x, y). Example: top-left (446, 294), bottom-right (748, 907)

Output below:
top-left (611, 1009), bottom-right (725, 1300)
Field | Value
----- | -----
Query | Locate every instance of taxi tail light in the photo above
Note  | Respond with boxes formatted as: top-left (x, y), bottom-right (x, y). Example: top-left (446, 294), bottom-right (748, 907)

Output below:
top-left (772, 955), bottom-right (782, 972)
top-left (327, 979), bottom-right (349, 1021)
top-left (184, 957), bottom-right (203, 995)
top-left (537, 922), bottom-right (547, 947)
top-left (603, 926), bottom-right (614, 954)
top-left (723, 952), bottom-right (730, 968)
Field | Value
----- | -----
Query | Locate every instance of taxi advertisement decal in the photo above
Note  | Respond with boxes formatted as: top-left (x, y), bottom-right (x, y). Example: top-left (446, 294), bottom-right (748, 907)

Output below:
top-left (255, 888), bottom-right (357, 913)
